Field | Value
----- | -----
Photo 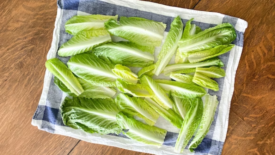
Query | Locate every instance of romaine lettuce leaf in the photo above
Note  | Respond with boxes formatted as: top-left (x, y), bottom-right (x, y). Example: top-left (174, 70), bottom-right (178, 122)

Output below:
top-left (65, 15), bottom-right (118, 35)
top-left (193, 73), bottom-right (219, 91)
top-left (177, 23), bottom-right (236, 55)
top-left (115, 94), bottom-right (159, 126)
top-left (116, 80), bottom-right (152, 97)
top-left (145, 98), bottom-right (183, 128)
top-left (153, 16), bottom-right (183, 75)
top-left (140, 75), bottom-right (174, 109)
top-left (68, 53), bottom-right (117, 87)
top-left (187, 44), bottom-right (234, 63)
top-left (189, 94), bottom-right (219, 152)
top-left (176, 19), bottom-right (201, 63)
top-left (105, 17), bottom-right (166, 46)
top-left (58, 29), bottom-right (111, 57)
top-left (61, 97), bottom-right (122, 134)
top-left (112, 64), bottom-right (138, 85)
top-left (196, 67), bottom-right (225, 78)
top-left (171, 96), bottom-right (192, 119)
top-left (170, 72), bottom-right (194, 84)
top-left (163, 58), bottom-right (224, 75)
top-left (155, 80), bottom-right (206, 98)
top-left (174, 97), bottom-right (203, 153)
top-left (116, 112), bottom-right (167, 147)
top-left (93, 42), bottom-right (154, 67)
top-left (54, 77), bottom-right (116, 98)
top-left (138, 64), bottom-right (155, 77)
top-left (45, 58), bottom-right (83, 96)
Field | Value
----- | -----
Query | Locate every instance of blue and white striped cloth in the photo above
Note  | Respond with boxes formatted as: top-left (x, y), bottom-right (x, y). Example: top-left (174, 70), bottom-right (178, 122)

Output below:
top-left (32, 0), bottom-right (248, 154)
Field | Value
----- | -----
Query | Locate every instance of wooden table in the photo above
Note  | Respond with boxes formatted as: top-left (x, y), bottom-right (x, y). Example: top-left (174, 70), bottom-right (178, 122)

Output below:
top-left (1, 0), bottom-right (274, 154)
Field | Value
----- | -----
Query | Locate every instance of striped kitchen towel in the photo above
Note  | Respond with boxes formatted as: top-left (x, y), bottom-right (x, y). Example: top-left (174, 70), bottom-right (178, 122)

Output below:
top-left (32, 0), bottom-right (248, 154)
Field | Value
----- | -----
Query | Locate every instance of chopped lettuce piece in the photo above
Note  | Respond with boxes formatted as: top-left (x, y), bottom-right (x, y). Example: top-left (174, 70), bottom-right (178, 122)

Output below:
top-left (187, 44), bottom-right (234, 63)
top-left (189, 94), bottom-right (219, 152)
top-left (115, 94), bottom-right (159, 126)
top-left (154, 16), bottom-right (183, 75)
top-left (105, 16), bottom-right (166, 46)
top-left (45, 58), bottom-right (83, 96)
top-left (163, 58), bottom-right (224, 75)
top-left (196, 67), bottom-right (225, 78)
top-left (116, 80), bottom-right (152, 97)
top-left (61, 97), bottom-right (122, 134)
top-left (58, 29), bottom-right (111, 57)
top-left (65, 15), bottom-right (118, 35)
top-left (174, 98), bottom-right (203, 153)
top-left (193, 73), bottom-right (219, 91)
top-left (54, 77), bottom-right (116, 98)
top-left (155, 80), bottom-right (206, 98)
top-left (112, 64), bottom-right (138, 85)
top-left (68, 53), bottom-right (117, 87)
top-left (140, 75), bottom-right (174, 109)
top-left (170, 72), bottom-right (194, 84)
top-left (93, 42), bottom-right (154, 67)
top-left (138, 64), bottom-right (155, 77)
top-left (145, 98), bottom-right (183, 129)
top-left (171, 96), bottom-right (192, 119)
top-left (116, 112), bottom-right (167, 147)
top-left (177, 23), bottom-right (236, 55)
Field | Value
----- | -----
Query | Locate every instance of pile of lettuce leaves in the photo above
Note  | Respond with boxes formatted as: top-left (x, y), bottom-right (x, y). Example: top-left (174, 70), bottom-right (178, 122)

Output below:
top-left (45, 14), bottom-right (236, 153)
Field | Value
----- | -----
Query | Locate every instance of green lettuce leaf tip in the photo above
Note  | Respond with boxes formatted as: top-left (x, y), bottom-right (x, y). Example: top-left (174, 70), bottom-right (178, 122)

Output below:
top-left (65, 14), bottom-right (118, 35)
top-left (45, 58), bottom-right (84, 96)
top-left (58, 29), bottom-right (111, 57)
top-left (105, 16), bottom-right (166, 46)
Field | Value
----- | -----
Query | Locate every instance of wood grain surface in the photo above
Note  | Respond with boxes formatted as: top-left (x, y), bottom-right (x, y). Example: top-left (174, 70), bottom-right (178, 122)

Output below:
top-left (0, 0), bottom-right (274, 155)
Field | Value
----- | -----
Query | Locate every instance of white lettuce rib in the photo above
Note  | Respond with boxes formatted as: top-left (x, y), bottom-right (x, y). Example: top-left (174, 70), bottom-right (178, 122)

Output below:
top-left (110, 26), bottom-right (163, 39)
